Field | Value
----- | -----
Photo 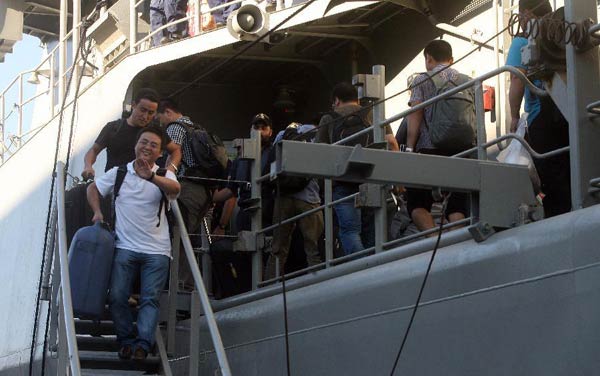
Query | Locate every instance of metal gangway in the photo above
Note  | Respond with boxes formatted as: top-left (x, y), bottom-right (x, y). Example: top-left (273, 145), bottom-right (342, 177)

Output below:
top-left (46, 160), bottom-right (231, 375)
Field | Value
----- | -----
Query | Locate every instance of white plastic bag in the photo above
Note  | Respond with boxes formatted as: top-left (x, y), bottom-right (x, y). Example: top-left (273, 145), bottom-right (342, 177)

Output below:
top-left (497, 113), bottom-right (531, 166)
top-left (497, 113), bottom-right (542, 194)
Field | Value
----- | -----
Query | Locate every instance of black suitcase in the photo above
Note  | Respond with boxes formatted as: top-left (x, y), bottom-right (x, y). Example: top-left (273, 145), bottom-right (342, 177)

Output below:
top-left (65, 182), bottom-right (112, 248)
top-left (68, 222), bottom-right (115, 319)
top-left (210, 239), bottom-right (251, 299)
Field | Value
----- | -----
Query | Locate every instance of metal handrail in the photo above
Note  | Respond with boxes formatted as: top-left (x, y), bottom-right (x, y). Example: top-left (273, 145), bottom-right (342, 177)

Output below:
top-left (452, 133), bottom-right (570, 159)
top-left (257, 192), bottom-right (359, 234)
top-left (133, 0), bottom-right (251, 50)
top-left (589, 23), bottom-right (600, 39)
top-left (170, 201), bottom-right (232, 376)
top-left (333, 65), bottom-right (548, 146)
top-left (55, 161), bottom-right (82, 375)
top-left (586, 100), bottom-right (600, 115)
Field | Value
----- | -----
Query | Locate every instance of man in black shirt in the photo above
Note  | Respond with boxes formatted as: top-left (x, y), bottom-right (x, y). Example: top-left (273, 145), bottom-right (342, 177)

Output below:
top-left (81, 88), bottom-right (182, 179)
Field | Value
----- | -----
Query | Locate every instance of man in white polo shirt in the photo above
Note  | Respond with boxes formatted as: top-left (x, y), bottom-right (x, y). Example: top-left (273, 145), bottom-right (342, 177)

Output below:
top-left (87, 126), bottom-right (180, 360)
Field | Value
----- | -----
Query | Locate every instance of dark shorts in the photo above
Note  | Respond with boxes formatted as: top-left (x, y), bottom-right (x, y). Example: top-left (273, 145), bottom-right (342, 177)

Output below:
top-left (405, 148), bottom-right (470, 217)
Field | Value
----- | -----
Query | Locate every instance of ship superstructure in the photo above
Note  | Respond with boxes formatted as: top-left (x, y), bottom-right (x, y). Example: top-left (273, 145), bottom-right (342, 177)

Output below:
top-left (1, 0), bottom-right (600, 375)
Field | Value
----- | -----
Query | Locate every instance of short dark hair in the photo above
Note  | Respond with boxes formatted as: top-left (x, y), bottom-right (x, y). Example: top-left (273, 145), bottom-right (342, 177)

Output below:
top-left (136, 125), bottom-right (166, 151)
top-left (331, 82), bottom-right (358, 103)
top-left (157, 98), bottom-right (181, 114)
top-left (519, 0), bottom-right (552, 17)
top-left (424, 39), bottom-right (453, 62)
top-left (133, 88), bottom-right (160, 105)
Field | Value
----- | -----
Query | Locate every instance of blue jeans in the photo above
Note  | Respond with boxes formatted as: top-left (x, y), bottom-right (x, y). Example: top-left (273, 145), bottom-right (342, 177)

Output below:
top-left (207, 0), bottom-right (240, 24)
top-left (109, 248), bottom-right (169, 352)
top-left (333, 185), bottom-right (364, 255)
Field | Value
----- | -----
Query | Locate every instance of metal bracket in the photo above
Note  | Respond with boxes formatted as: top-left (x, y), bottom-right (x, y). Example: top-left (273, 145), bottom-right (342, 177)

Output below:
top-left (233, 231), bottom-right (265, 252)
top-left (336, 145), bottom-right (375, 179)
top-left (234, 138), bottom-right (258, 160)
top-left (356, 183), bottom-right (383, 208)
top-left (468, 222), bottom-right (496, 243)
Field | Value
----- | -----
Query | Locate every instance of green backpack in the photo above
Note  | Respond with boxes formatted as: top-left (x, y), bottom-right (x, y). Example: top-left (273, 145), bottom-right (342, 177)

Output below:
top-left (425, 72), bottom-right (476, 152)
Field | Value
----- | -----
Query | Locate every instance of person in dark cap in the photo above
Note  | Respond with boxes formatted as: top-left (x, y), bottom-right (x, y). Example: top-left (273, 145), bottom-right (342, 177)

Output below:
top-left (214, 113), bottom-right (274, 231)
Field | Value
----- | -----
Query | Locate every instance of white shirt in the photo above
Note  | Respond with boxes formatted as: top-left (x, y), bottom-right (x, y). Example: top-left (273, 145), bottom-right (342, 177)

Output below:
top-left (95, 162), bottom-right (178, 257)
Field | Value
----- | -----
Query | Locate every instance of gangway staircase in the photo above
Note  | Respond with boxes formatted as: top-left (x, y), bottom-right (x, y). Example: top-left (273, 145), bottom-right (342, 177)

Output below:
top-left (46, 161), bottom-right (232, 375)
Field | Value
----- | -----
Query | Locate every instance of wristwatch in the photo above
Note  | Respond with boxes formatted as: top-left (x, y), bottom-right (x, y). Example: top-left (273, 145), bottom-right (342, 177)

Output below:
top-left (146, 171), bottom-right (156, 181)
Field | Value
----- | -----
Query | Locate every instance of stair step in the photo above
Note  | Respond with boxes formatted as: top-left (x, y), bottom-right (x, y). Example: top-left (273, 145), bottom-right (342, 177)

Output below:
top-left (75, 320), bottom-right (116, 336)
top-left (77, 335), bottom-right (119, 352)
top-left (79, 350), bottom-right (160, 372)
top-left (82, 370), bottom-right (157, 375)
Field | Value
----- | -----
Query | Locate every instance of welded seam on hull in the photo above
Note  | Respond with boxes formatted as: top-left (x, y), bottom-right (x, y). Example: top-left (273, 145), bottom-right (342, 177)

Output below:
top-left (199, 260), bottom-right (600, 355)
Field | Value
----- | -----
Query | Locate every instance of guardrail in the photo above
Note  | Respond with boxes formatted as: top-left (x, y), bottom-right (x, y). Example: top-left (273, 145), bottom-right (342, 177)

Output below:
top-left (53, 161), bottom-right (82, 375)
top-left (236, 64), bottom-right (569, 291)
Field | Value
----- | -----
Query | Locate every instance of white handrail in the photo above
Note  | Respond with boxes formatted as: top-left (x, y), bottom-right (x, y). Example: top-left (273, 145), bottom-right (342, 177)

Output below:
top-left (55, 161), bottom-right (82, 375)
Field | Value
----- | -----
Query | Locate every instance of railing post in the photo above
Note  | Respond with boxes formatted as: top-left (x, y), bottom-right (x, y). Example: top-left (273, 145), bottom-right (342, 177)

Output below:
top-left (193, 0), bottom-right (200, 35)
top-left (59, 0), bottom-right (67, 104)
top-left (171, 201), bottom-right (231, 375)
top-left (1, 93), bottom-right (5, 164)
top-left (57, 297), bottom-right (68, 375)
top-left (41, 205), bottom-right (58, 301)
top-left (130, 0), bottom-right (137, 53)
top-left (49, 52), bottom-right (56, 118)
top-left (474, 80), bottom-right (487, 160)
top-left (372, 65), bottom-right (387, 253)
top-left (167, 225), bottom-right (181, 354)
top-left (201, 215), bottom-right (213, 295)
top-left (250, 129), bottom-right (263, 290)
top-left (72, 0), bottom-right (81, 90)
top-left (324, 179), bottom-right (333, 266)
top-left (565, 0), bottom-right (600, 209)
top-left (189, 291), bottom-right (201, 376)
top-left (56, 161), bottom-right (82, 375)
top-left (17, 73), bottom-right (23, 148)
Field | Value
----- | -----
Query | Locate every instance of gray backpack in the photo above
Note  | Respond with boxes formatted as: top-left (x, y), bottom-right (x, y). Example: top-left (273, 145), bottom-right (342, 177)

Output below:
top-left (425, 72), bottom-right (476, 152)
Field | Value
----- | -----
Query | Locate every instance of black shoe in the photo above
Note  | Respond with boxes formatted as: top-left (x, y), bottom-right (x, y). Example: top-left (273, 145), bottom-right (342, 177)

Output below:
top-left (118, 345), bottom-right (133, 360)
top-left (132, 346), bottom-right (148, 361)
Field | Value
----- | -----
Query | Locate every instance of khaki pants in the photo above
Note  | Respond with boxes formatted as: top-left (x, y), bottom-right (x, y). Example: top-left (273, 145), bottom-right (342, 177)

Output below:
top-left (177, 180), bottom-right (211, 289)
top-left (265, 197), bottom-right (324, 279)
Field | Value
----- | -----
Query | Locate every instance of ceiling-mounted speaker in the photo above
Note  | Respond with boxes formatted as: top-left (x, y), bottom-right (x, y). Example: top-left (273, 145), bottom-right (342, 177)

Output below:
top-left (227, 1), bottom-right (270, 42)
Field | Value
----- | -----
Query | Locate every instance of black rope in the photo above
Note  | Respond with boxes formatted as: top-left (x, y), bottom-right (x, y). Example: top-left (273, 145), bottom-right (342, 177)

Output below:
top-left (292, 15), bottom-right (518, 142)
top-left (388, 194), bottom-right (451, 376)
top-left (29, 22), bottom-right (92, 376)
top-left (168, 0), bottom-right (320, 99)
top-left (275, 178), bottom-right (292, 376)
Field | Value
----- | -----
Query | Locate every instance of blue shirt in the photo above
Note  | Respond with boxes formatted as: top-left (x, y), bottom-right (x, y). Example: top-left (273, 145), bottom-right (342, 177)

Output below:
top-left (506, 37), bottom-right (542, 124)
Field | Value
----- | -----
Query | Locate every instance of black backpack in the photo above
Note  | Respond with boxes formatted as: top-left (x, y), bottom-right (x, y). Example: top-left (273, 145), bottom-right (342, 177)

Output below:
top-left (113, 165), bottom-right (168, 229)
top-left (175, 120), bottom-right (229, 178)
top-left (270, 126), bottom-right (312, 195)
top-left (329, 111), bottom-right (371, 146)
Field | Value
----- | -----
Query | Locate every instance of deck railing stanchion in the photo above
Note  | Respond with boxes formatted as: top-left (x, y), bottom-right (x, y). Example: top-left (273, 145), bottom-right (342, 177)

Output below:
top-left (17, 74), bottom-right (23, 148)
top-left (59, 0), bottom-right (67, 104)
top-left (72, 0), bottom-right (81, 88)
top-left (130, 0), bottom-right (138, 53)
top-left (167, 225), bottom-right (181, 354)
top-left (474, 80), bottom-right (487, 160)
top-left (250, 128), bottom-right (263, 289)
top-left (171, 201), bottom-right (232, 375)
top-left (372, 65), bottom-right (387, 253)
top-left (324, 179), bottom-right (334, 267)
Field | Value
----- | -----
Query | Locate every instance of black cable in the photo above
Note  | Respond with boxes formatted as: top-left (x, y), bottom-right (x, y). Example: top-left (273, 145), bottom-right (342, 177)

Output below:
top-left (29, 22), bottom-right (92, 376)
top-left (294, 14), bottom-right (521, 143)
top-left (169, 0), bottom-right (319, 99)
top-left (275, 178), bottom-right (292, 376)
top-left (388, 193), bottom-right (451, 376)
